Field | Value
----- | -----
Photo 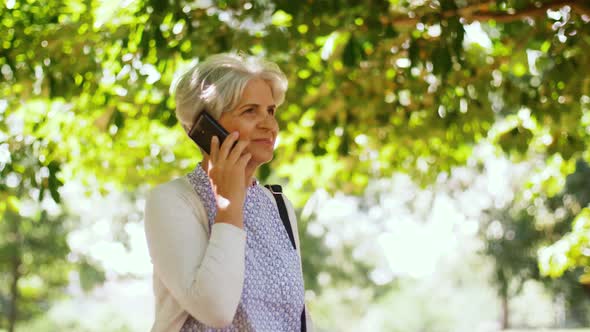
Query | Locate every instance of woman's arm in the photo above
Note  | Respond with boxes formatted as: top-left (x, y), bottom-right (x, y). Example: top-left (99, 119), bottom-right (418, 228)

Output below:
top-left (144, 182), bottom-right (246, 328)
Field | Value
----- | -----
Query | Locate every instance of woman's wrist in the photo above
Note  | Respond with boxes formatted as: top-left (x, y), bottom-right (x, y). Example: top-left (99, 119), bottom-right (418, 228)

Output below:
top-left (215, 210), bottom-right (244, 229)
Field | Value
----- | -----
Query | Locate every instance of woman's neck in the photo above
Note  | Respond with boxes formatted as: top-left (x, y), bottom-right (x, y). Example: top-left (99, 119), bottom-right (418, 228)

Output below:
top-left (244, 163), bottom-right (257, 187)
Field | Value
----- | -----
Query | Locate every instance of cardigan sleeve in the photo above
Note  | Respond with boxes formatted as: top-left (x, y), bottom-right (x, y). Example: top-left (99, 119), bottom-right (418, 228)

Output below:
top-left (144, 181), bottom-right (247, 328)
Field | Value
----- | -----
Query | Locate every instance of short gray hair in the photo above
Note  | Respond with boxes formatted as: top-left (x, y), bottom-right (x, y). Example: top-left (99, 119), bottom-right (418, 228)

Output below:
top-left (172, 53), bottom-right (288, 132)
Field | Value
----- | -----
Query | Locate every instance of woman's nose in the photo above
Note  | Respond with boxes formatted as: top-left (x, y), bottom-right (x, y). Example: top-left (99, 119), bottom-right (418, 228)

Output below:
top-left (259, 113), bottom-right (278, 131)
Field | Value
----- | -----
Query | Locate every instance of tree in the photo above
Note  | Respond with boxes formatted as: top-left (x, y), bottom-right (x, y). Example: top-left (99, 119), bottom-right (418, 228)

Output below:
top-left (477, 158), bottom-right (590, 328)
top-left (539, 159), bottom-right (590, 280)
top-left (1, 0), bottom-right (589, 192)
top-left (536, 159), bottom-right (590, 325)
top-left (482, 204), bottom-right (545, 328)
top-left (0, 136), bottom-right (70, 332)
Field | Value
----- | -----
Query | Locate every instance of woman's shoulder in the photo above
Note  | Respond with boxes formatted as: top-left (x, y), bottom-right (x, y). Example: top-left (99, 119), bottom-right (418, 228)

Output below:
top-left (146, 176), bottom-right (198, 208)
top-left (145, 175), bottom-right (209, 226)
top-left (149, 176), bottom-right (193, 195)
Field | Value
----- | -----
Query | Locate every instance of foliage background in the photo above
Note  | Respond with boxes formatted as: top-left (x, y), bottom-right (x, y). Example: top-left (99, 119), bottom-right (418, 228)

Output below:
top-left (1, 0), bottom-right (590, 331)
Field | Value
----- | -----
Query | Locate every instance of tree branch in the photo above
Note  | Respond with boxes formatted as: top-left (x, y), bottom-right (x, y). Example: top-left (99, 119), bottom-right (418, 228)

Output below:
top-left (386, 0), bottom-right (590, 27)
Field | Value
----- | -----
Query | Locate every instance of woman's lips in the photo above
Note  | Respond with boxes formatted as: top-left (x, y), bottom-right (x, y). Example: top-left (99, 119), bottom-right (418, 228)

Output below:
top-left (252, 138), bottom-right (274, 146)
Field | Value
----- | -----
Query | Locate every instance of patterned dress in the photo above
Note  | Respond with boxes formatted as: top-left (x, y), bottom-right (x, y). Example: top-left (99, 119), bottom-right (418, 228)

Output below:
top-left (180, 164), bottom-right (305, 332)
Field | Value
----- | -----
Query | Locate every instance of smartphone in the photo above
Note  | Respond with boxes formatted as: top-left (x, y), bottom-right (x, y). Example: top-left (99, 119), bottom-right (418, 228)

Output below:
top-left (188, 111), bottom-right (231, 155)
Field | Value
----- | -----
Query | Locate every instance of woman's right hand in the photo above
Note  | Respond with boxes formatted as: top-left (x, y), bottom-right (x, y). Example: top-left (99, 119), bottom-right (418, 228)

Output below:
top-left (206, 132), bottom-right (252, 229)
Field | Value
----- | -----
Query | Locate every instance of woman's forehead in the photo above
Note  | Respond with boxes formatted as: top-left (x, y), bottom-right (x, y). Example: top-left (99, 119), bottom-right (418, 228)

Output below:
top-left (239, 79), bottom-right (275, 104)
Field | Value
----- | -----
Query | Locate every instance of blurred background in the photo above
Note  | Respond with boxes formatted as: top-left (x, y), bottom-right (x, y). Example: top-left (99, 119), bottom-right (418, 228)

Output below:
top-left (1, 0), bottom-right (590, 331)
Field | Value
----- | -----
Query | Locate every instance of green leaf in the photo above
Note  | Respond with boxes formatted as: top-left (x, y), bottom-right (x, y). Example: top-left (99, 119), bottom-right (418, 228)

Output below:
top-left (271, 10), bottom-right (292, 27)
top-left (512, 62), bottom-right (527, 77)
top-left (47, 161), bottom-right (62, 204)
top-left (496, 125), bottom-right (534, 155)
top-left (78, 260), bottom-right (106, 292)
top-left (342, 35), bottom-right (360, 68)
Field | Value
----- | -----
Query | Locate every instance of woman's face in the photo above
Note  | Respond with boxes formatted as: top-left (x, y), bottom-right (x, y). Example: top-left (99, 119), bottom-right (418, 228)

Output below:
top-left (218, 78), bottom-right (279, 167)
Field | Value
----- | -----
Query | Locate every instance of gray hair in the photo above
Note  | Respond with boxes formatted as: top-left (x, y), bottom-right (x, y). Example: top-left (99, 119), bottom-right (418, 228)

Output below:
top-left (172, 53), bottom-right (288, 132)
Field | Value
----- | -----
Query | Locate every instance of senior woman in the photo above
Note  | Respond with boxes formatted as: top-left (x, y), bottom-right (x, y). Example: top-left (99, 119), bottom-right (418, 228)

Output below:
top-left (144, 53), bottom-right (312, 332)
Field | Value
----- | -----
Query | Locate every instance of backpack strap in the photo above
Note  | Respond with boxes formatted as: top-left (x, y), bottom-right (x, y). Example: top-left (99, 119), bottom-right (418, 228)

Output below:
top-left (264, 184), bottom-right (296, 250)
top-left (263, 184), bottom-right (307, 332)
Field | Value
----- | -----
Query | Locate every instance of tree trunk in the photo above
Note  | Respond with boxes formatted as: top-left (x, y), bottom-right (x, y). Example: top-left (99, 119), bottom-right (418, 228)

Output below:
top-left (8, 251), bottom-right (21, 332)
top-left (501, 294), bottom-right (509, 330)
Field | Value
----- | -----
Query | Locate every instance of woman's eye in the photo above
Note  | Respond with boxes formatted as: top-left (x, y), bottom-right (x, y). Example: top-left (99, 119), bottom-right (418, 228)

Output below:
top-left (243, 108), bottom-right (255, 114)
top-left (268, 108), bottom-right (275, 115)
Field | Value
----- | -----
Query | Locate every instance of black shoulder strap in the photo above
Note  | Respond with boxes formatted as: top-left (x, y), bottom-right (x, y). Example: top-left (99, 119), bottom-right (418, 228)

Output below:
top-left (264, 184), bottom-right (307, 332)
top-left (264, 184), bottom-right (296, 250)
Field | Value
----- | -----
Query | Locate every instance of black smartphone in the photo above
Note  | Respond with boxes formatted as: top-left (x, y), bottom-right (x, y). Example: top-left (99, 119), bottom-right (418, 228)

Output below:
top-left (188, 111), bottom-right (230, 155)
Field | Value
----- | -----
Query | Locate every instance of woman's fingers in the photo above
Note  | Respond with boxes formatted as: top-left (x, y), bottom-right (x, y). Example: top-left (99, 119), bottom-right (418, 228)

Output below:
top-left (210, 136), bottom-right (219, 161)
top-left (218, 131), bottom-right (239, 161)
top-left (208, 131), bottom-right (249, 185)
top-left (227, 140), bottom-right (249, 164)
top-left (237, 153), bottom-right (252, 167)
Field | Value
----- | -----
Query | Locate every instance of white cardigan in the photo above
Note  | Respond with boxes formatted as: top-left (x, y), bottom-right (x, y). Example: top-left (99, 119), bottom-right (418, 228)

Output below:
top-left (144, 176), bottom-right (312, 332)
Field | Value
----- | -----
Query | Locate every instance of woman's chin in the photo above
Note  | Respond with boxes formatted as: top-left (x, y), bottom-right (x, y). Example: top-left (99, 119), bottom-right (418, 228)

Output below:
top-left (249, 153), bottom-right (273, 167)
